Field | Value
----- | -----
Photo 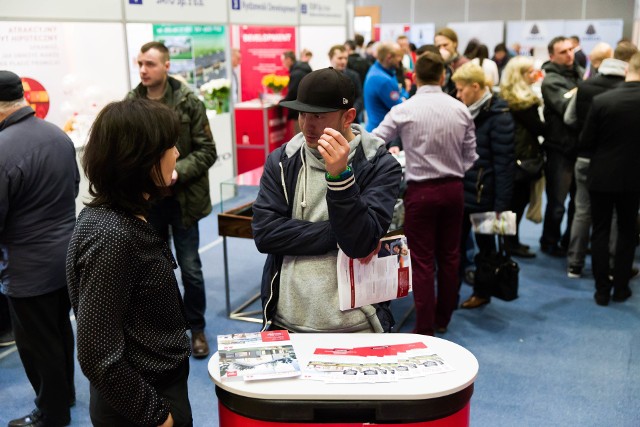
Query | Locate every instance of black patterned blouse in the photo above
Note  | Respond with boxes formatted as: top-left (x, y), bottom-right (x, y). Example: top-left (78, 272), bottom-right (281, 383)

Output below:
top-left (66, 206), bottom-right (190, 426)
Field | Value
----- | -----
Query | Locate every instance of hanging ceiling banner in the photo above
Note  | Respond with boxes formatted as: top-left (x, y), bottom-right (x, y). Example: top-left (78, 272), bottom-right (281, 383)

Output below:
top-left (124, 0), bottom-right (227, 23)
top-left (299, 0), bottom-right (346, 26)
top-left (229, 0), bottom-right (298, 25)
top-left (0, 0), bottom-right (121, 20)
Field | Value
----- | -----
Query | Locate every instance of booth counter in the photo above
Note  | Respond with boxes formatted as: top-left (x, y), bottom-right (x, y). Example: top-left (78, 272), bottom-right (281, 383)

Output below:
top-left (209, 333), bottom-right (478, 426)
top-left (234, 98), bottom-right (292, 175)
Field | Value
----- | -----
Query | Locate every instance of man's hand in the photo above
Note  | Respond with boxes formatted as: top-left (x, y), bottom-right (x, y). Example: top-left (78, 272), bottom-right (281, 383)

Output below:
top-left (358, 240), bottom-right (382, 265)
top-left (170, 170), bottom-right (178, 186)
top-left (317, 127), bottom-right (350, 177)
top-left (388, 146), bottom-right (400, 155)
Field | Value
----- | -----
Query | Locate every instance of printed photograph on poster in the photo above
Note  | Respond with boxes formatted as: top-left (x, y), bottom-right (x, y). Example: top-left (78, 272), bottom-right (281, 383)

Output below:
top-left (153, 24), bottom-right (227, 89)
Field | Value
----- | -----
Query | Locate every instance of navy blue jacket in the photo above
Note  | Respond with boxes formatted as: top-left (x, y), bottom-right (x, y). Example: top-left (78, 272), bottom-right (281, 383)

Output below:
top-left (252, 127), bottom-right (402, 330)
top-left (0, 107), bottom-right (79, 297)
top-left (464, 96), bottom-right (515, 213)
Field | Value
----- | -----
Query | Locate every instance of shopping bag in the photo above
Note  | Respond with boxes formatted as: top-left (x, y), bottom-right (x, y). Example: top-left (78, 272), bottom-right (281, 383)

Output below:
top-left (469, 211), bottom-right (517, 235)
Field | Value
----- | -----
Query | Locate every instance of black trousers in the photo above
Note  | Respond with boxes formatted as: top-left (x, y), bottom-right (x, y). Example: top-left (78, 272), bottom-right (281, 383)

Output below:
top-left (89, 360), bottom-right (193, 427)
top-left (461, 213), bottom-right (497, 299)
top-left (8, 287), bottom-right (75, 425)
top-left (590, 190), bottom-right (640, 296)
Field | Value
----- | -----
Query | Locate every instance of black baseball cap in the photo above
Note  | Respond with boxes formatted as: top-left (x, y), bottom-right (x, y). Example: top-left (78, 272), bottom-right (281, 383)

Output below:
top-left (0, 71), bottom-right (24, 101)
top-left (280, 67), bottom-right (354, 113)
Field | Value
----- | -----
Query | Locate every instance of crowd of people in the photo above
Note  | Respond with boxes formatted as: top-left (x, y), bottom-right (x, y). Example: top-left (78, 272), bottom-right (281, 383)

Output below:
top-left (1, 27), bottom-right (639, 426)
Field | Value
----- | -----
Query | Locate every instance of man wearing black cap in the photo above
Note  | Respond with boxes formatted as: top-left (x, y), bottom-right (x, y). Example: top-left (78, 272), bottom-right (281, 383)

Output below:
top-left (252, 67), bottom-right (403, 333)
top-left (0, 70), bottom-right (79, 426)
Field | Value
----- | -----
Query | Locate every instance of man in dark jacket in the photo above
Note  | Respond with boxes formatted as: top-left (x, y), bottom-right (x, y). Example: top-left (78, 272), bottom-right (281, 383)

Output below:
top-left (579, 52), bottom-right (640, 306)
top-left (1, 70), bottom-right (79, 427)
top-left (128, 42), bottom-right (217, 358)
top-left (564, 41), bottom-right (637, 278)
top-left (252, 68), bottom-right (402, 333)
top-left (279, 50), bottom-right (312, 130)
top-left (539, 36), bottom-right (584, 257)
top-left (328, 44), bottom-right (364, 123)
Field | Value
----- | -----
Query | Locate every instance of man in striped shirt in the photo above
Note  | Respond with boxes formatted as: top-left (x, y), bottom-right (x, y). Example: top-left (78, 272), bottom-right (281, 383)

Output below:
top-left (373, 52), bottom-right (478, 336)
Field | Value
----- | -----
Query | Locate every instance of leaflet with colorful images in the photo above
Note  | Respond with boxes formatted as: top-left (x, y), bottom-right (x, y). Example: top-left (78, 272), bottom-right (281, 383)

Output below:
top-left (302, 341), bottom-right (454, 384)
top-left (337, 235), bottom-right (412, 311)
top-left (217, 330), bottom-right (301, 382)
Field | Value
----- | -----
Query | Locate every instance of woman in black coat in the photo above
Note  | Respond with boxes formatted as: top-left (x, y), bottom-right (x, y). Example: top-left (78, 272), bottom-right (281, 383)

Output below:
top-left (500, 56), bottom-right (546, 258)
top-left (452, 62), bottom-right (515, 309)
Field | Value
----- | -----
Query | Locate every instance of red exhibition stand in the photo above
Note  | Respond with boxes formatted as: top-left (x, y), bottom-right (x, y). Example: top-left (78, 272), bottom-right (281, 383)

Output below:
top-left (208, 333), bottom-right (478, 426)
top-left (234, 98), bottom-right (292, 175)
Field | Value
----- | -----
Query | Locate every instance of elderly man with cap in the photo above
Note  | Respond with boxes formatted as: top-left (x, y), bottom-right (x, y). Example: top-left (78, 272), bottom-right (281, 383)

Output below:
top-left (252, 67), bottom-right (402, 333)
top-left (0, 71), bottom-right (79, 426)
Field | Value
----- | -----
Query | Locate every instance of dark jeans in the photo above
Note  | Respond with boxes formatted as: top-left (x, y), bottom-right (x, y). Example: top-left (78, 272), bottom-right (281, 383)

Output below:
top-left (90, 360), bottom-right (192, 427)
top-left (0, 291), bottom-right (11, 333)
top-left (590, 190), bottom-right (640, 296)
top-left (149, 197), bottom-right (207, 331)
top-left (8, 287), bottom-right (75, 425)
top-left (404, 178), bottom-right (464, 336)
top-left (541, 149), bottom-right (575, 247)
top-left (461, 214), bottom-right (497, 299)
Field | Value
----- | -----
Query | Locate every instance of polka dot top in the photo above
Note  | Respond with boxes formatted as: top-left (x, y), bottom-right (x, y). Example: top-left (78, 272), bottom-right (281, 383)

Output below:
top-left (66, 205), bottom-right (191, 426)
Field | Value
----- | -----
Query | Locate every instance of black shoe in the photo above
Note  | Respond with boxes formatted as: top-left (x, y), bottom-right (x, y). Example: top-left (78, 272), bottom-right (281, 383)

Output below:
top-left (510, 246), bottom-right (536, 258)
top-left (191, 330), bottom-right (210, 359)
top-left (612, 288), bottom-right (632, 302)
top-left (540, 243), bottom-right (567, 257)
top-left (8, 409), bottom-right (44, 427)
top-left (594, 292), bottom-right (610, 306)
top-left (0, 328), bottom-right (15, 347)
top-left (567, 265), bottom-right (583, 279)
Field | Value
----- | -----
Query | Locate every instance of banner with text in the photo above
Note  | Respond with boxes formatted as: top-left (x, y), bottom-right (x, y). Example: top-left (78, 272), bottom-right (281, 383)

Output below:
top-left (124, 0), bottom-right (227, 24)
top-left (1, 0), bottom-right (121, 21)
top-left (564, 20), bottom-right (624, 57)
top-left (232, 25), bottom-right (296, 102)
top-left (0, 21), bottom-right (128, 139)
top-left (299, 0), bottom-right (346, 26)
top-left (229, 0), bottom-right (298, 25)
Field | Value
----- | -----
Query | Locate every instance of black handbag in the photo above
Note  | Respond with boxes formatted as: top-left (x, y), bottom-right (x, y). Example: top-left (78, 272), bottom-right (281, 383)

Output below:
top-left (515, 156), bottom-right (544, 182)
top-left (474, 238), bottom-right (519, 301)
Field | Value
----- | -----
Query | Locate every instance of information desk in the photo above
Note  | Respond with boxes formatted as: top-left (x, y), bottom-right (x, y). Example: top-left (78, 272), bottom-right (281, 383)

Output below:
top-left (208, 333), bottom-right (478, 426)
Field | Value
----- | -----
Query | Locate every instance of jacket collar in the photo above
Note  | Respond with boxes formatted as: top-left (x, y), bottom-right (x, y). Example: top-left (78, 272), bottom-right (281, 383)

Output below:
top-left (0, 106), bottom-right (35, 132)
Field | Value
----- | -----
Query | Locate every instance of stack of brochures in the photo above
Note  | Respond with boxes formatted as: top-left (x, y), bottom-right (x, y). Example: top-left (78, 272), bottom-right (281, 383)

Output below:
top-left (217, 330), bottom-right (301, 382)
top-left (301, 341), bottom-right (454, 383)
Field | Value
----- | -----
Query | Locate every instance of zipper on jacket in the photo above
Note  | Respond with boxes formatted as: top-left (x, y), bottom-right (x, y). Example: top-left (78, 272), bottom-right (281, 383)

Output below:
top-left (261, 271), bottom-right (278, 332)
top-left (476, 167), bottom-right (484, 204)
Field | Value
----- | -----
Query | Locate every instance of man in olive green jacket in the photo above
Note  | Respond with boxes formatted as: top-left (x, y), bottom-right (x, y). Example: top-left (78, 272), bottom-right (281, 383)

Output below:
top-left (128, 41), bottom-right (217, 358)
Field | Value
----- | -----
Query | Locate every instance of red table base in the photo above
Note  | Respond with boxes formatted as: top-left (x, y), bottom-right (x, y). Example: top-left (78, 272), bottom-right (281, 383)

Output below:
top-left (218, 400), bottom-right (470, 427)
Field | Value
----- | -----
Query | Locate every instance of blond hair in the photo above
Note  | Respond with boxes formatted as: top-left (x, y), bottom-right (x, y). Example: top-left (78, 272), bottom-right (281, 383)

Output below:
top-left (499, 56), bottom-right (541, 110)
top-left (451, 62), bottom-right (487, 89)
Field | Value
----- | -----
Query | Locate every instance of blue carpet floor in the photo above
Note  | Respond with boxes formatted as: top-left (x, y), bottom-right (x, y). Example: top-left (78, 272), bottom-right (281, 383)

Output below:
top-left (1, 201), bottom-right (639, 426)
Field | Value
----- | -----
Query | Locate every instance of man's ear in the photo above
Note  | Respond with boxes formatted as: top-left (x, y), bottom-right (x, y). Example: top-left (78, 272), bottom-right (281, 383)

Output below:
top-left (343, 108), bottom-right (357, 128)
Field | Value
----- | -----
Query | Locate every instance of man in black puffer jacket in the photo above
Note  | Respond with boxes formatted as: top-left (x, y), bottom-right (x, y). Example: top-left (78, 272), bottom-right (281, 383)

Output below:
top-left (539, 36), bottom-right (584, 257)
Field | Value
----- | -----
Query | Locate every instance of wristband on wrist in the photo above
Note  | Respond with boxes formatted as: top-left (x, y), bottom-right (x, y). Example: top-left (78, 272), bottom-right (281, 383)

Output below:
top-left (325, 166), bottom-right (352, 181)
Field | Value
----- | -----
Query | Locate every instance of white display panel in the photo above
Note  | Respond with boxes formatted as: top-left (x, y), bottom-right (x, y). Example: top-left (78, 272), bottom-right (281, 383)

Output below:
top-left (124, 0), bottom-right (227, 24)
top-left (0, 0), bottom-right (121, 21)
top-left (229, 0), bottom-right (298, 25)
top-left (506, 20), bottom-right (565, 56)
top-left (0, 21), bottom-right (129, 137)
top-left (564, 20), bottom-right (624, 56)
top-left (376, 23), bottom-right (409, 43)
top-left (409, 23), bottom-right (436, 48)
top-left (447, 21), bottom-right (504, 57)
top-left (298, 25), bottom-right (347, 70)
top-left (299, 0), bottom-right (347, 26)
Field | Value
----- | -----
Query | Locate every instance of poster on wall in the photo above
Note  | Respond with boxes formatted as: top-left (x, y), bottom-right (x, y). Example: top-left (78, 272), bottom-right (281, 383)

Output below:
top-left (564, 20), bottom-right (624, 57)
top-left (447, 21), bottom-right (504, 57)
top-left (506, 20), bottom-right (565, 60)
top-left (374, 23), bottom-right (410, 43)
top-left (0, 21), bottom-right (128, 143)
top-left (1, 0), bottom-right (121, 21)
top-left (231, 25), bottom-right (296, 102)
top-left (299, 25), bottom-right (347, 70)
top-left (409, 24), bottom-right (436, 48)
